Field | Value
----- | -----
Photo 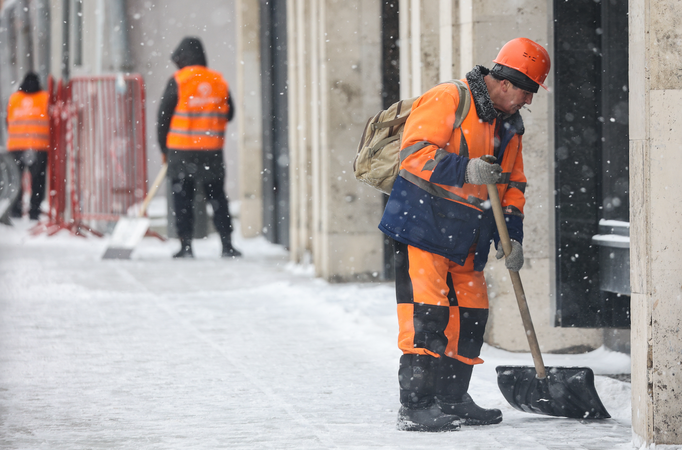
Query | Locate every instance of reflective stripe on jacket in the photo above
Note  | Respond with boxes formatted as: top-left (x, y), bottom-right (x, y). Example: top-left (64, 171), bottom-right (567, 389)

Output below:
top-left (379, 79), bottom-right (526, 270)
top-left (6, 91), bottom-right (50, 151)
top-left (167, 66), bottom-right (229, 151)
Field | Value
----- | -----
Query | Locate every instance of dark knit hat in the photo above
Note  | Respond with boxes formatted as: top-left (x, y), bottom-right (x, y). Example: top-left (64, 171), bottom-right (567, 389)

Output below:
top-left (19, 72), bottom-right (41, 93)
top-left (490, 64), bottom-right (539, 93)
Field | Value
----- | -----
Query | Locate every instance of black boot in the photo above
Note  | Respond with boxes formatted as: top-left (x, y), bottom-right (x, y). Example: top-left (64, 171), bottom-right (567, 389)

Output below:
top-left (173, 238), bottom-right (194, 259)
top-left (436, 357), bottom-right (502, 425)
top-left (396, 354), bottom-right (460, 431)
top-left (397, 403), bottom-right (460, 432)
top-left (437, 393), bottom-right (502, 425)
top-left (399, 354), bottom-right (436, 409)
top-left (221, 243), bottom-right (242, 258)
top-left (220, 234), bottom-right (242, 258)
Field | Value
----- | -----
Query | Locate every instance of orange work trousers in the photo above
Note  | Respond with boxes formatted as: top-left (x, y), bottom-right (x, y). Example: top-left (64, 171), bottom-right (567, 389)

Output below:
top-left (394, 240), bottom-right (489, 365)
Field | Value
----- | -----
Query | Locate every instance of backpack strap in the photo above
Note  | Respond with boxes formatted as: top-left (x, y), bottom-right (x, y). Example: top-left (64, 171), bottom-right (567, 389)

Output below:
top-left (451, 79), bottom-right (471, 129)
top-left (436, 78), bottom-right (471, 129)
top-left (369, 134), bottom-right (401, 156)
top-left (448, 79), bottom-right (471, 157)
top-left (398, 81), bottom-right (471, 163)
top-left (372, 115), bottom-right (408, 130)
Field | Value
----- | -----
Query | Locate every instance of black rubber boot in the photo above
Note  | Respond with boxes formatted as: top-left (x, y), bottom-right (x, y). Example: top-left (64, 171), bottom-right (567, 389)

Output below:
top-left (173, 238), bottom-right (194, 259)
top-left (397, 403), bottom-right (460, 432)
top-left (399, 354), bottom-right (436, 409)
top-left (435, 356), bottom-right (472, 401)
top-left (437, 393), bottom-right (502, 425)
top-left (396, 354), bottom-right (460, 431)
top-left (436, 357), bottom-right (502, 425)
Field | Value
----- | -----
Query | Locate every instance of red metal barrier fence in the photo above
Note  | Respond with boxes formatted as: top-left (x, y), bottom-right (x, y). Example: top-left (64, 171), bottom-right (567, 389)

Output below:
top-left (69, 74), bottom-right (147, 223)
top-left (35, 74), bottom-right (147, 236)
top-left (47, 78), bottom-right (67, 228)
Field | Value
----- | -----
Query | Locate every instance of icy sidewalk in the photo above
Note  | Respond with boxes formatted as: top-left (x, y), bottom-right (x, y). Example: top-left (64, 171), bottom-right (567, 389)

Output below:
top-left (0, 220), bottom-right (632, 449)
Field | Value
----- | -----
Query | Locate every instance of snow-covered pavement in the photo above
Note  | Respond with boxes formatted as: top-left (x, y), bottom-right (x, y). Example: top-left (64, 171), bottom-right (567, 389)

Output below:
top-left (0, 219), bottom-right (633, 449)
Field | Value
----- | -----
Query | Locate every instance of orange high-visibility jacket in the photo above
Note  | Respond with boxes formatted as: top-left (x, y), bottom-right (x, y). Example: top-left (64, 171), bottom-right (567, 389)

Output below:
top-left (6, 91), bottom-right (50, 151)
top-left (166, 66), bottom-right (230, 151)
top-left (379, 74), bottom-right (527, 270)
top-left (398, 81), bottom-right (526, 217)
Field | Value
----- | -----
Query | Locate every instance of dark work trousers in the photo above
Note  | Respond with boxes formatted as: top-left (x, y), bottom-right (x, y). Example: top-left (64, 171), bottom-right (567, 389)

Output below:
top-left (10, 150), bottom-right (48, 218)
top-left (171, 176), bottom-right (233, 244)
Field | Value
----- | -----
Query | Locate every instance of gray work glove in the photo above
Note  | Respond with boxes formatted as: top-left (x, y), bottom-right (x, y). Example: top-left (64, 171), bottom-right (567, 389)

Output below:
top-left (465, 156), bottom-right (503, 185)
top-left (496, 239), bottom-right (524, 272)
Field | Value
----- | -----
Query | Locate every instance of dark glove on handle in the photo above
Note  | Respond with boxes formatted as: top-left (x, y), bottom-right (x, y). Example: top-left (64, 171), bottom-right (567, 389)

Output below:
top-left (496, 239), bottom-right (524, 271)
top-left (466, 156), bottom-right (502, 185)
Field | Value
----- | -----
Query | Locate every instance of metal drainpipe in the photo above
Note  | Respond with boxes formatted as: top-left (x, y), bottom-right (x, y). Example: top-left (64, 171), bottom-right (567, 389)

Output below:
top-left (107, 0), bottom-right (133, 72)
top-left (30, 0), bottom-right (50, 87)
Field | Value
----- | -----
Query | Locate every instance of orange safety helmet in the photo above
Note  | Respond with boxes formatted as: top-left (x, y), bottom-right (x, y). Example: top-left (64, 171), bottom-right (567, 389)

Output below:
top-left (491, 38), bottom-right (551, 93)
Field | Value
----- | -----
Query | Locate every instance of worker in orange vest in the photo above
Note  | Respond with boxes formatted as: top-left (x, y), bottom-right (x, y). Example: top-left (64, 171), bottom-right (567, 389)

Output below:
top-left (379, 38), bottom-right (551, 431)
top-left (157, 37), bottom-right (241, 259)
top-left (5, 72), bottom-right (51, 221)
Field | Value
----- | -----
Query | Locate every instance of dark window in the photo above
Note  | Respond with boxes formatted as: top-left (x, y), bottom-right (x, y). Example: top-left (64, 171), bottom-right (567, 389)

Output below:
top-left (553, 0), bottom-right (630, 328)
top-left (382, 1), bottom-right (400, 280)
top-left (260, 0), bottom-right (289, 247)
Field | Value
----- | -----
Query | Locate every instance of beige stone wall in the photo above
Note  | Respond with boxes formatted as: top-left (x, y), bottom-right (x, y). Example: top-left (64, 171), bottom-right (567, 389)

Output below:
top-left (399, 0), bottom-right (457, 96)
top-left (630, 0), bottom-right (682, 444)
top-left (287, 0), bottom-right (385, 281)
top-left (235, 0), bottom-right (263, 238)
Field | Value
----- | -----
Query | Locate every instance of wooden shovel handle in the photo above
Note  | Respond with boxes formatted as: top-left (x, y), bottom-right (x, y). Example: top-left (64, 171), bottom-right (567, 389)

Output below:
top-left (486, 184), bottom-right (547, 379)
top-left (139, 164), bottom-right (168, 218)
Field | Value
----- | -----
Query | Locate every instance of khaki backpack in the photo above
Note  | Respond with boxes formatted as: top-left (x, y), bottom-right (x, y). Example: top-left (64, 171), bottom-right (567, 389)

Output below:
top-left (353, 79), bottom-right (471, 195)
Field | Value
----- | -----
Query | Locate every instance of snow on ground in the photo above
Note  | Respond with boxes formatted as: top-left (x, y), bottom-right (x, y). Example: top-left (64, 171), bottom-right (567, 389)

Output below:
top-left (0, 217), bottom-right (634, 449)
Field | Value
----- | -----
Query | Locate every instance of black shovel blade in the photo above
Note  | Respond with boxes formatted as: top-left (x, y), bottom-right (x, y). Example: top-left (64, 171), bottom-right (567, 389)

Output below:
top-left (496, 365), bottom-right (610, 419)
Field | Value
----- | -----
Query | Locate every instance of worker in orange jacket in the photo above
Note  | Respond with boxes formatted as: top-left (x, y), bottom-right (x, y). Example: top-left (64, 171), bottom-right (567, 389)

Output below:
top-left (379, 38), bottom-right (551, 431)
top-left (157, 36), bottom-right (241, 259)
top-left (5, 72), bottom-right (51, 220)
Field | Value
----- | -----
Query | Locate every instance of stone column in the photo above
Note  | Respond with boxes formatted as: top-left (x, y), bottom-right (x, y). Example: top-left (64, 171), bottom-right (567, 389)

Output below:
top-left (287, 0), bottom-right (311, 264)
top-left (289, 0), bottom-right (384, 281)
top-left (419, 0), bottom-right (440, 90)
top-left (629, 0), bottom-right (682, 444)
top-left (236, 0), bottom-right (264, 238)
top-left (399, 0), bottom-right (441, 97)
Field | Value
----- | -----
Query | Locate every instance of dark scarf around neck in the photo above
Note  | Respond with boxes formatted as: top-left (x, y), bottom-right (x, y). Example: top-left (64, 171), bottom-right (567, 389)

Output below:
top-left (465, 65), bottom-right (525, 135)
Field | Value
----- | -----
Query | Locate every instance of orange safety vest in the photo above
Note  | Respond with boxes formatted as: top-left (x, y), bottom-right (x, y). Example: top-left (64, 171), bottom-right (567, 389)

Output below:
top-left (6, 90), bottom-right (50, 151)
top-left (398, 80), bottom-right (526, 218)
top-left (166, 66), bottom-right (230, 151)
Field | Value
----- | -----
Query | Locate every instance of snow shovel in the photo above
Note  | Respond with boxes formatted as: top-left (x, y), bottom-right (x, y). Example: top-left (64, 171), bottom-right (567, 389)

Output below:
top-left (102, 163), bottom-right (167, 259)
top-left (486, 183), bottom-right (610, 419)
